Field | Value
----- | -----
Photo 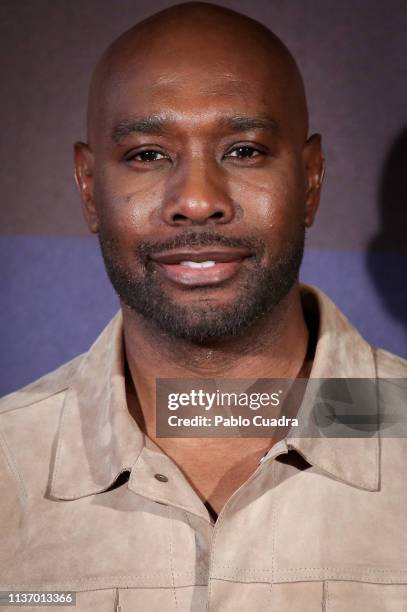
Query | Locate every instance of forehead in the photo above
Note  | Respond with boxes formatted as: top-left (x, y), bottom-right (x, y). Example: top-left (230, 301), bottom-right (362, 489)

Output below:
top-left (98, 49), bottom-right (292, 138)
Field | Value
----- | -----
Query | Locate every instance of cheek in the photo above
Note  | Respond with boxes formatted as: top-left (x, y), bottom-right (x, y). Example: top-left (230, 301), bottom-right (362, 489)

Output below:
top-left (228, 153), bottom-right (307, 233)
top-left (94, 164), bottom-right (165, 237)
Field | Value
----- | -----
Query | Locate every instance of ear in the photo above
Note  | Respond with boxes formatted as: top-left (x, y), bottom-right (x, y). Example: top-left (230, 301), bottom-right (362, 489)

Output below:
top-left (74, 142), bottom-right (99, 233)
top-left (302, 134), bottom-right (325, 228)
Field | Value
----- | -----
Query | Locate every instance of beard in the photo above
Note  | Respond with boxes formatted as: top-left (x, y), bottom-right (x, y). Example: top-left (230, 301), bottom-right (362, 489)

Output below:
top-left (98, 227), bottom-right (305, 344)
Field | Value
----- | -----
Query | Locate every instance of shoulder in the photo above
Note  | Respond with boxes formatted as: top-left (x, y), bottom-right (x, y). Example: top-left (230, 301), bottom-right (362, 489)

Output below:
top-left (0, 355), bottom-right (86, 503)
top-left (373, 346), bottom-right (407, 378)
top-left (0, 353), bottom-right (84, 416)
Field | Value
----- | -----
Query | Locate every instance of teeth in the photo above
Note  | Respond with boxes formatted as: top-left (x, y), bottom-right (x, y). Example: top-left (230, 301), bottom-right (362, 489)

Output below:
top-left (180, 260), bottom-right (216, 269)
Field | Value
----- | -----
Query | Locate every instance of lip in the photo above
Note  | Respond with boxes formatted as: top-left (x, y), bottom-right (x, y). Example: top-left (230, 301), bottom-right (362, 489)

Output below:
top-left (150, 247), bottom-right (252, 264)
top-left (150, 247), bottom-right (253, 287)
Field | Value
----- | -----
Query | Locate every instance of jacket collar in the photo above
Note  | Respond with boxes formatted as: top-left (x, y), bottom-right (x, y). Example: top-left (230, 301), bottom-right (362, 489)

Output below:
top-left (49, 312), bottom-right (144, 500)
top-left (286, 286), bottom-right (379, 491)
top-left (49, 284), bottom-right (379, 500)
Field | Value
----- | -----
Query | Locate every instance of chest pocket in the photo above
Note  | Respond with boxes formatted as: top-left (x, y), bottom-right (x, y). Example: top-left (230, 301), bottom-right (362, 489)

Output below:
top-left (325, 581), bottom-right (407, 611)
top-left (117, 586), bottom-right (207, 611)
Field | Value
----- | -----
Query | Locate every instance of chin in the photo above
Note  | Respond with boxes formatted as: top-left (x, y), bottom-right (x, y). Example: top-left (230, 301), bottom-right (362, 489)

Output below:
top-left (142, 302), bottom-right (265, 343)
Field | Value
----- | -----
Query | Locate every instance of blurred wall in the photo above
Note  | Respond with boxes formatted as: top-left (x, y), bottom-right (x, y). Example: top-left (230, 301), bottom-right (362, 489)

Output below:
top-left (1, 0), bottom-right (407, 394)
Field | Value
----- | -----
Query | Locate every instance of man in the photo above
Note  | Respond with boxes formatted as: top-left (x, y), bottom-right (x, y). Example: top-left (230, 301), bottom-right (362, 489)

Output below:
top-left (1, 3), bottom-right (406, 611)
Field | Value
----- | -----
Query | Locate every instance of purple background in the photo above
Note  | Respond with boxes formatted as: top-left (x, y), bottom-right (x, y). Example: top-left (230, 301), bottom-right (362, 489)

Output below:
top-left (1, 0), bottom-right (407, 394)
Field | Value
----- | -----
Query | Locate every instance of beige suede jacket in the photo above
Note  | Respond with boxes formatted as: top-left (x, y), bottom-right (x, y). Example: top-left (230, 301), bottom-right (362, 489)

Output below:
top-left (1, 285), bottom-right (406, 611)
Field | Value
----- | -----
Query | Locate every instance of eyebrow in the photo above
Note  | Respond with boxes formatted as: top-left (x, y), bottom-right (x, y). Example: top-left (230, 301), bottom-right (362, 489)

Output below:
top-left (218, 115), bottom-right (279, 134)
top-left (112, 116), bottom-right (169, 141)
top-left (111, 113), bottom-right (279, 143)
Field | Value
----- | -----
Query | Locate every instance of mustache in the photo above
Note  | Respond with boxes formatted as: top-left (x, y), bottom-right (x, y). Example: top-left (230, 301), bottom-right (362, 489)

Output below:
top-left (136, 230), bottom-right (266, 260)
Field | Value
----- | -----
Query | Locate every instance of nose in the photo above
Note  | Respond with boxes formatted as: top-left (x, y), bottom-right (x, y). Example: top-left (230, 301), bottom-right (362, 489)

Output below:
top-left (161, 160), bottom-right (236, 226)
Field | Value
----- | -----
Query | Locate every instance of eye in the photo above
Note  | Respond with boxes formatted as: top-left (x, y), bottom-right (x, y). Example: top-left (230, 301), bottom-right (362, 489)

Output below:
top-left (126, 149), bottom-right (169, 163)
top-left (224, 145), bottom-right (264, 160)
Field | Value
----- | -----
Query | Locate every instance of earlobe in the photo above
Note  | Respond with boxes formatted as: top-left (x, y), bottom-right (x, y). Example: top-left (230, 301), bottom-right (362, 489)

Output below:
top-left (303, 134), bottom-right (325, 228)
top-left (73, 142), bottom-right (99, 234)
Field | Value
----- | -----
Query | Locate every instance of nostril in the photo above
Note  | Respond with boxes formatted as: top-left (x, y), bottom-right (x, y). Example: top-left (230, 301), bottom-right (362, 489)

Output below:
top-left (172, 213), bottom-right (188, 222)
top-left (210, 211), bottom-right (224, 220)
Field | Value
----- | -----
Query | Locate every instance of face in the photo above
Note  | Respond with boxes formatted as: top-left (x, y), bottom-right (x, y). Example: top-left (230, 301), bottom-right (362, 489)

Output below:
top-left (75, 38), bottom-right (323, 343)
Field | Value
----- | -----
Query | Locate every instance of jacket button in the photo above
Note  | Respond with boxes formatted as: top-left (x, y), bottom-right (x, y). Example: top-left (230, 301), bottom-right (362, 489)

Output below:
top-left (154, 473), bottom-right (169, 482)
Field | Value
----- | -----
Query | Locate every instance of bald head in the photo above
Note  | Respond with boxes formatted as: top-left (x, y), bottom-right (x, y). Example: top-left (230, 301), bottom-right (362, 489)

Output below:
top-left (87, 2), bottom-right (308, 146)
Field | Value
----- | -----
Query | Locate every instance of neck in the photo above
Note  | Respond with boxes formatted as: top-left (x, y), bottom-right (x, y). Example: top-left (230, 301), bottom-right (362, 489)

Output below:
top-left (123, 283), bottom-right (310, 437)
